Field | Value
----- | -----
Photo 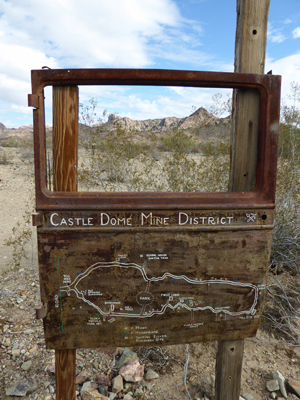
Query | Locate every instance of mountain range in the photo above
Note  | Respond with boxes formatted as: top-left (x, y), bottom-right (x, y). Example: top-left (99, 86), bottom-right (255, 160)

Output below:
top-left (0, 107), bottom-right (230, 146)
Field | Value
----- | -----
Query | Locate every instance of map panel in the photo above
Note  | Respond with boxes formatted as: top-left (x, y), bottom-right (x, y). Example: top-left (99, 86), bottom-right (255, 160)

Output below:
top-left (37, 228), bottom-right (272, 349)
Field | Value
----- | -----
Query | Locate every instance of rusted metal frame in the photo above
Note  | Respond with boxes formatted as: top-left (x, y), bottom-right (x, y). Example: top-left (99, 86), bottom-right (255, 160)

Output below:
top-left (29, 69), bottom-right (280, 211)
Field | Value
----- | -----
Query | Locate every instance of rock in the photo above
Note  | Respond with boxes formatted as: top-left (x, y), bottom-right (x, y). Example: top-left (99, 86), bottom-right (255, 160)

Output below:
top-left (123, 394), bottom-right (133, 400)
top-left (286, 378), bottom-right (300, 398)
top-left (201, 375), bottom-right (215, 397)
top-left (108, 393), bottom-right (117, 399)
top-left (96, 372), bottom-right (111, 386)
top-left (273, 370), bottom-right (288, 398)
top-left (82, 389), bottom-right (110, 400)
top-left (124, 382), bottom-right (132, 390)
top-left (47, 364), bottom-right (56, 374)
top-left (267, 379), bottom-right (280, 392)
top-left (242, 394), bottom-right (255, 400)
top-left (48, 385), bottom-right (55, 394)
top-left (81, 381), bottom-right (98, 396)
top-left (24, 328), bottom-right (34, 334)
top-left (111, 374), bottom-right (123, 393)
top-left (120, 359), bottom-right (144, 383)
top-left (76, 369), bottom-right (93, 384)
top-left (135, 386), bottom-right (144, 396)
top-left (21, 360), bottom-right (32, 370)
top-left (270, 392), bottom-right (277, 399)
top-left (117, 347), bottom-right (139, 368)
top-left (144, 369), bottom-right (159, 381)
top-left (99, 385), bottom-right (107, 396)
top-left (6, 380), bottom-right (31, 396)
top-left (27, 380), bottom-right (38, 394)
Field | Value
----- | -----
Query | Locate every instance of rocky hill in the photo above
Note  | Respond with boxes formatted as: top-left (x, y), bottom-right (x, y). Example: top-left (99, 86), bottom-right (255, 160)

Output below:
top-left (0, 107), bottom-right (230, 146)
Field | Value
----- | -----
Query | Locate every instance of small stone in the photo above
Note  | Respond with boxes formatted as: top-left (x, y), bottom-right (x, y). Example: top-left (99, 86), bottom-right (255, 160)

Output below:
top-left (120, 359), bottom-right (144, 383)
top-left (273, 370), bottom-right (288, 398)
top-left (49, 385), bottom-right (55, 394)
top-left (286, 378), bottom-right (300, 397)
top-left (6, 381), bottom-right (30, 396)
top-left (124, 382), bottom-right (132, 390)
top-left (267, 380), bottom-right (280, 392)
top-left (93, 361), bottom-right (99, 369)
top-left (12, 349), bottom-right (21, 356)
top-left (270, 392), bottom-right (277, 399)
top-left (76, 374), bottom-right (86, 385)
top-left (21, 360), bottom-right (32, 371)
top-left (76, 369), bottom-right (93, 384)
top-left (108, 392), bottom-right (117, 400)
top-left (82, 389), bottom-right (110, 400)
top-left (81, 381), bottom-right (98, 396)
top-left (111, 375), bottom-right (123, 393)
top-left (117, 347), bottom-right (139, 368)
top-left (242, 394), bottom-right (255, 400)
top-left (24, 329), bottom-right (34, 334)
top-left (47, 364), bottom-right (56, 374)
top-left (144, 369), bottom-right (159, 381)
top-left (135, 386), bottom-right (144, 396)
top-left (123, 394), bottom-right (133, 400)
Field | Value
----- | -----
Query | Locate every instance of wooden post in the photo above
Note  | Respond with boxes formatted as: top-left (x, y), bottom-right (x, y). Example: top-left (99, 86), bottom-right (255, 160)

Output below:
top-left (229, 0), bottom-right (270, 191)
top-left (215, 1), bottom-right (270, 399)
top-left (53, 85), bottom-right (79, 400)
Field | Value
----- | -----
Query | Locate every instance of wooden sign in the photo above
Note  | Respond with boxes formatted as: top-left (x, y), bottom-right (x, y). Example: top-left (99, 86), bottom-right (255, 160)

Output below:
top-left (29, 69), bottom-right (281, 349)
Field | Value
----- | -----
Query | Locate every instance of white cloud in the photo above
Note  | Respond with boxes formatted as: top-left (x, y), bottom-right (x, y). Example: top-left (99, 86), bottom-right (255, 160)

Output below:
top-left (266, 53), bottom-right (300, 101)
top-left (0, 0), bottom-right (213, 126)
top-left (293, 27), bottom-right (300, 39)
top-left (268, 23), bottom-right (286, 44)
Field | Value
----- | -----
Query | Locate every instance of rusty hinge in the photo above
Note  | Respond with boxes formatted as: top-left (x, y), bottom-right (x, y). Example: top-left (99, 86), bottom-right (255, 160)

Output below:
top-left (36, 303), bottom-right (47, 319)
top-left (28, 94), bottom-right (39, 109)
top-left (32, 213), bottom-right (43, 227)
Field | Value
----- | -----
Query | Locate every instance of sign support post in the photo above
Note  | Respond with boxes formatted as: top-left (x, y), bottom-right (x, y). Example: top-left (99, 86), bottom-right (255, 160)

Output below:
top-left (215, 1), bottom-right (270, 399)
top-left (53, 85), bottom-right (79, 400)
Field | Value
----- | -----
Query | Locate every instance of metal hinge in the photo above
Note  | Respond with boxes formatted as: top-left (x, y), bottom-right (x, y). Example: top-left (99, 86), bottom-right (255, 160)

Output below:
top-left (28, 94), bottom-right (39, 109)
top-left (32, 213), bottom-right (43, 227)
top-left (36, 303), bottom-right (48, 319)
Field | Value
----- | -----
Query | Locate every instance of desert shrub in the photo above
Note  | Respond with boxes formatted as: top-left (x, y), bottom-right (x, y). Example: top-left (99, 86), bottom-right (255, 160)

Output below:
top-left (78, 99), bottom-right (230, 193)
top-left (263, 82), bottom-right (300, 344)
top-left (158, 128), bottom-right (198, 153)
top-left (0, 149), bottom-right (9, 164)
top-left (198, 140), bottom-right (230, 157)
top-left (4, 195), bottom-right (37, 273)
top-left (270, 82), bottom-right (300, 274)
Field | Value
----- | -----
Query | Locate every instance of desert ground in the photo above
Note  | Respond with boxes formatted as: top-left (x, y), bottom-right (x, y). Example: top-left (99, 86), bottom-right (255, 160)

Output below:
top-left (1, 147), bottom-right (300, 400)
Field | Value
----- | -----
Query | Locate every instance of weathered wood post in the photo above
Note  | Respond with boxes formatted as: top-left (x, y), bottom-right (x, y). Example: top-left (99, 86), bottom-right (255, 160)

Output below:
top-left (53, 85), bottom-right (79, 400)
top-left (215, 1), bottom-right (270, 399)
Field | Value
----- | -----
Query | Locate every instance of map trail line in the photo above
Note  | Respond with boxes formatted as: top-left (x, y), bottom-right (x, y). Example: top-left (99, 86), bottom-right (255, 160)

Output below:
top-left (59, 261), bottom-right (259, 319)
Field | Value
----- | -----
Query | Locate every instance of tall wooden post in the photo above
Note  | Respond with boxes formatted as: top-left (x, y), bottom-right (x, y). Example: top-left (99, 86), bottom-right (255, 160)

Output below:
top-left (215, 1), bottom-right (270, 399)
top-left (53, 85), bottom-right (79, 400)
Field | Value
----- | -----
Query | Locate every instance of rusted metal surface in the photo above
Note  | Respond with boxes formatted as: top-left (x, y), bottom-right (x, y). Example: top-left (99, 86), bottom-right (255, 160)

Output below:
top-left (28, 69), bottom-right (281, 211)
top-left (29, 68), bottom-right (281, 349)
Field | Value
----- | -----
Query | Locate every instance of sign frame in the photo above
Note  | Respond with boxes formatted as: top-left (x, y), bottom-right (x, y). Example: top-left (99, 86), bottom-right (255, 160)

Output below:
top-left (29, 69), bottom-right (281, 349)
top-left (29, 69), bottom-right (281, 211)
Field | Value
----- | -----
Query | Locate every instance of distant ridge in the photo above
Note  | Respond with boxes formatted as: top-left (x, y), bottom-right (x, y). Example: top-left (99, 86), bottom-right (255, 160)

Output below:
top-left (0, 107), bottom-right (230, 146)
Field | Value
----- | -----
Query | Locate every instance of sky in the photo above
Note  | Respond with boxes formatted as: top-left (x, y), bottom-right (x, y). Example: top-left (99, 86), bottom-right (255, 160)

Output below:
top-left (0, 0), bottom-right (300, 128)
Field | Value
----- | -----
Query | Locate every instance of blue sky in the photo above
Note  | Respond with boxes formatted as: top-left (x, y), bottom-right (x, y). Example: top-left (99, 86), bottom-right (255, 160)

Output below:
top-left (0, 0), bottom-right (300, 127)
